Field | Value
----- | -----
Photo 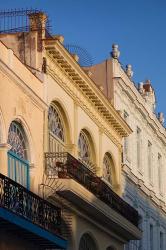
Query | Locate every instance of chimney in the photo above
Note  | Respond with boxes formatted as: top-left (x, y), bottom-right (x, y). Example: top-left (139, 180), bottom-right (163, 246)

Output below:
top-left (143, 80), bottom-right (153, 93)
top-left (28, 12), bottom-right (47, 39)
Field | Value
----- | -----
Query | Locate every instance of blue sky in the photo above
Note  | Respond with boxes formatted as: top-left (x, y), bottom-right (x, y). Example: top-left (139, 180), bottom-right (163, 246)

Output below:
top-left (1, 0), bottom-right (166, 118)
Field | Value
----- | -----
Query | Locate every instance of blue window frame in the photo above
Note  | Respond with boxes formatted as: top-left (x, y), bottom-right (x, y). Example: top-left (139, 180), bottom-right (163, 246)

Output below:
top-left (8, 151), bottom-right (29, 189)
top-left (7, 121), bottom-right (30, 188)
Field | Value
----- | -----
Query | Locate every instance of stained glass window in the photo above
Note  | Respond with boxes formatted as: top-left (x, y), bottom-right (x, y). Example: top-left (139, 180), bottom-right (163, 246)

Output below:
top-left (103, 153), bottom-right (112, 185)
top-left (8, 121), bottom-right (27, 160)
top-left (78, 130), bottom-right (91, 164)
top-left (48, 104), bottom-right (65, 142)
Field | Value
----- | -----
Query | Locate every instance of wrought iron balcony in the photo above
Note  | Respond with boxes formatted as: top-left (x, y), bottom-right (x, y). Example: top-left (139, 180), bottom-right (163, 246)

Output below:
top-left (0, 172), bottom-right (61, 235)
top-left (45, 152), bottom-right (139, 227)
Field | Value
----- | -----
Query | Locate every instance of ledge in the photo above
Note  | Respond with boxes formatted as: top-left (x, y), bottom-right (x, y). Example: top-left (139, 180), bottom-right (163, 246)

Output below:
top-left (56, 178), bottom-right (142, 241)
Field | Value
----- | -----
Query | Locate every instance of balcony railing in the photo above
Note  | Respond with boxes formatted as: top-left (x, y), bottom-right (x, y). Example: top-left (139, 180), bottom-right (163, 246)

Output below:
top-left (45, 152), bottom-right (139, 227)
top-left (0, 172), bottom-right (61, 234)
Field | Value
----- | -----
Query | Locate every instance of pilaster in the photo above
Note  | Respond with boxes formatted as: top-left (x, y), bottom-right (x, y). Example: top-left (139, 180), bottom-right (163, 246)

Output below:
top-left (97, 127), bottom-right (103, 176)
top-left (0, 143), bottom-right (11, 176)
top-left (73, 101), bottom-right (78, 157)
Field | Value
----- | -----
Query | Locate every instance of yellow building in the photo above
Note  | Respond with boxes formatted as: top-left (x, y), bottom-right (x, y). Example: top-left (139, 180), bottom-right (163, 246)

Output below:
top-left (0, 10), bottom-right (141, 250)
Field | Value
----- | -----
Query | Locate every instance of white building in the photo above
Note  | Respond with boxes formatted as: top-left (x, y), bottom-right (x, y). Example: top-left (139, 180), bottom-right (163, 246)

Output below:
top-left (86, 45), bottom-right (166, 250)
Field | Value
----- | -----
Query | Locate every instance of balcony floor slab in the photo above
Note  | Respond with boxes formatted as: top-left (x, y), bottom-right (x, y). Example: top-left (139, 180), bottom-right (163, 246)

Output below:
top-left (0, 207), bottom-right (67, 249)
top-left (56, 178), bottom-right (141, 241)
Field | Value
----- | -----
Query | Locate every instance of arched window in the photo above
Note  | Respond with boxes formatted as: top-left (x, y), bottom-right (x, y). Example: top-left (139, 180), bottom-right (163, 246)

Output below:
top-left (78, 130), bottom-right (95, 171)
top-left (79, 233), bottom-right (98, 250)
top-left (7, 121), bottom-right (29, 188)
top-left (78, 130), bottom-right (91, 163)
top-left (103, 153), bottom-right (113, 185)
top-left (48, 103), bottom-right (65, 152)
top-left (8, 121), bottom-right (27, 159)
top-left (48, 104), bottom-right (65, 142)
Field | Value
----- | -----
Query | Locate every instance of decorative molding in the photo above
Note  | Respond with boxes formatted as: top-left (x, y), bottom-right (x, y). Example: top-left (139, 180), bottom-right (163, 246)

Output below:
top-left (44, 39), bottom-right (132, 138)
top-left (46, 60), bottom-right (123, 149)
top-left (114, 76), bottom-right (166, 146)
top-left (0, 143), bottom-right (11, 151)
top-left (122, 166), bottom-right (166, 213)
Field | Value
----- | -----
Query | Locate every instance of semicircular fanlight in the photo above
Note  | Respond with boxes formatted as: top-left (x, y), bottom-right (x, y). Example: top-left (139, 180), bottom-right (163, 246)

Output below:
top-left (78, 130), bottom-right (91, 164)
top-left (8, 121), bottom-right (27, 160)
top-left (103, 153), bottom-right (112, 185)
top-left (48, 104), bottom-right (65, 142)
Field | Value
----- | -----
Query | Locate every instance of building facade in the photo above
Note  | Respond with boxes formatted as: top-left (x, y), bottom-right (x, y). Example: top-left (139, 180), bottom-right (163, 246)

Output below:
top-left (86, 45), bottom-right (166, 250)
top-left (0, 34), bottom-right (67, 250)
top-left (0, 10), bottom-right (141, 250)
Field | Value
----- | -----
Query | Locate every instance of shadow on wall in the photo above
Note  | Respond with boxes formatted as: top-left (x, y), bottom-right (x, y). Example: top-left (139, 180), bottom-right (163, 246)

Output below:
top-left (72, 194), bottom-right (126, 250)
top-left (122, 176), bottom-right (143, 250)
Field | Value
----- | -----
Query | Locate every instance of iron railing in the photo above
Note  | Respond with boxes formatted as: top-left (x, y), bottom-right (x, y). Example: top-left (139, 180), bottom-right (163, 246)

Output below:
top-left (45, 152), bottom-right (139, 227)
top-left (0, 172), bottom-right (61, 234)
top-left (0, 8), bottom-right (51, 34)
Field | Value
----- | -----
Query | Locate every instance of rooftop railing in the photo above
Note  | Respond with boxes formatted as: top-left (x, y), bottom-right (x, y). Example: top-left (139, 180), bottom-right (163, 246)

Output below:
top-left (45, 152), bottom-right (139, 227)
top-left (0, 172), bottom-right (61, 234)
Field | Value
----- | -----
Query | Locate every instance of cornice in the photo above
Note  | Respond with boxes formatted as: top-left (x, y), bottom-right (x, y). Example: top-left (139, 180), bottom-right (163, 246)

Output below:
top-left (122, 164), bottom-right (166, 213)
top-left (43, 39), bottom-right (132, 138)
top-left (114, 77), bottom-right (166, 146)
top-left (46, 63), bottom-right (122, 149)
